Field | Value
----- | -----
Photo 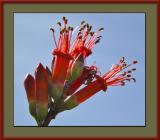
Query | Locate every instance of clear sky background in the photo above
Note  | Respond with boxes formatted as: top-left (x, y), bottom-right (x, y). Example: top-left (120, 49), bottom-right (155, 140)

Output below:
top-left (14, 13), bottom-right (145, 126)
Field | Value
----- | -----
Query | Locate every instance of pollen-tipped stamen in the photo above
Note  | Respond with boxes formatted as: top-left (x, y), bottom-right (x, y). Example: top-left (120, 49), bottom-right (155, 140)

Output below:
top-left (50, 28), bottom-right (58, 49)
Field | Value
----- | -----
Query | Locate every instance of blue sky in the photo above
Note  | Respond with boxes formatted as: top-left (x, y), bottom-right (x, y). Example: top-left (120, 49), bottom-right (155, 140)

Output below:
top-left (14, 13), bottom-right (145, 126)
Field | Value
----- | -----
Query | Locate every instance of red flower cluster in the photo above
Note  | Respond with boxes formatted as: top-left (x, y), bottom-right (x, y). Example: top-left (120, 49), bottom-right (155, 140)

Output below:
top-left (24, 17), bottom-right (137, 126)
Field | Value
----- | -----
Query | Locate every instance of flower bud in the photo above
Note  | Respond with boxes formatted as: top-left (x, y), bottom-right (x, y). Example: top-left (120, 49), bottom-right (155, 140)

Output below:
top-left (24, 74), bottom-right (36, 119)
top-left (35, 63), bottom-right (48, 122)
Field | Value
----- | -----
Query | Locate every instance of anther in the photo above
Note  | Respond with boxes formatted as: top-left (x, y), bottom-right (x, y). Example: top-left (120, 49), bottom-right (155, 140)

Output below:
top-left (127, 75), bottom-right (131, 77)
top-left (57, 22), bottom-right (61, 26)
top-left (83, 24), bottom-right (87, 28)
top-left (86, 23), bottom-right (89, 28)
top-left (133, 60), bottom-right (138, 64)
top-left (62, 16), bottom-right (66, 21)
top-left (79, 28), bottom-right (83, 32)
top-left (50, 28), bottom-right (55, 32)
top-left (90, 32), bottom-right (94, 36)
top-left (132, 68), bottom-right (136, 71)
top-left (95, 40), bottom-right (100, 44)
top-left (98, 28), bottom-right (104, 31)
top-left (81, 21), bottom-right (85, 25)
top-left (88, 26), bottom-right (92, 32)
top-left (97, 36), bottom-right (102, 39)
top-left (128, 70), bottom-right (132, 73)
top-left (132, 78), bottom-right (136, 82)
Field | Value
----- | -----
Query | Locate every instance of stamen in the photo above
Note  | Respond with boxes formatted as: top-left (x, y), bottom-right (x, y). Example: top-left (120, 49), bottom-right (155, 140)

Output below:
top-left (50, 28), bottom-right (58, 48)
top-left (102, 57), bottom-right (138, 87)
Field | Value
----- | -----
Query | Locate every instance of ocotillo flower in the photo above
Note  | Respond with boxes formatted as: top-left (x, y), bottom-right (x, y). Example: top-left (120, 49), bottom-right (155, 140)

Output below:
top-left (51, 17), bottom-right (73, 84)
top-left (62, 58), bottom-right (137, 110)
top-left (50, 17), bottom-right (103, 99)
top-left (24, 74), bottom-right (36, 119)
top-left (50, 17), bottom-right (73, 99)
top-left (35, 63), bottom-right (48, 122)
top-left (68, 23), bottom-right (103, 82)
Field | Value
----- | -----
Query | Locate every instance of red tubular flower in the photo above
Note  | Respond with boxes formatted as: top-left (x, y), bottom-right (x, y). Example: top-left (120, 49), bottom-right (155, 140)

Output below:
top-left (24, 74), bottom-right (36, 118)
top-left (51, 17), bottom-right (73, 85)
top-left (35, 63), bottom-right (48, 122)
top-left (61, 76), bottom-right (106, 111)
top-left (63, 58), bottom-right (137, 110)
top-left (49, 17), bottom-right (74, 98)
top-left (68, 23), bottom-right (103, 79)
